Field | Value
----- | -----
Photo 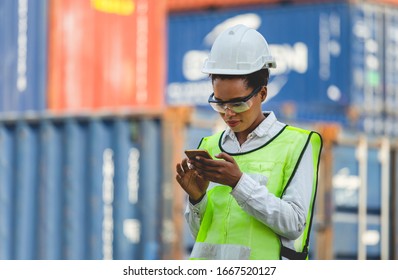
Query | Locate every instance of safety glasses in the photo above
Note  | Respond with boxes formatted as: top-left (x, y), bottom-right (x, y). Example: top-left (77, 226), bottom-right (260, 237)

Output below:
top-left (208, 86), bottom-right (263, 113)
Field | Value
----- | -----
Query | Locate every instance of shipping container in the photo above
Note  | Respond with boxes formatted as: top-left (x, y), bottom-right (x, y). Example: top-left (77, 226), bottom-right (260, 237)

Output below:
top-left (384, 7), bottom-right (398, 138)
top-left (47, 0), bottom-right (166, 113)
top-left (350, 4), bottom-right (385, 136)
top-left (332, 144), bottom-right (382, 213)
top-left (167, 0), bottom-right (398, 12)
top-left (166, 2), bottom-right (394, 135)
top-left (168, 0), bottom-right (281, 11)
top-left (0, 114), bottom-right (163, 260)
top-left (394, 148), bottom-right (398, 259)
top-left (331, 140), bottom-right (386, 260)
top-left (0, 0), bottom-right (48, 114)
top-left (332, 212), bottom-right (381, 259)
top-left (375, 0), bottom-right (398, 6)
top-left (309, 134), bottom-right (394, 260)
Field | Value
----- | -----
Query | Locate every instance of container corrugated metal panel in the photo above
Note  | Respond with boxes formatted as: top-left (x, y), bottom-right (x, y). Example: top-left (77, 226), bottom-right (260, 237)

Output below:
top-left (332, 213), bottom-right (381, 259)
top-left (329, 138), bottom-right (394, 260)
top-left (394, 150), bottom-right (398, 259)
top-left (332, 145), bottom-right (381, 212)
top-left (350, 4), bottom-right (385, 136)
top-left (167, 0), bottom-right (279, 11)
top-left (0, 124), bottom-right (15, 258)
top-left (166, 0), bottom-right (342, 11)
top-left (167, 2), bottom-right (386, 128)
top-left (308, 216), bottom-right (318, 260)
top-left (0, 116), bottom-right (162, 260)
top-left (384, 8), bottom-right (398, 137)
top-left (0, 0), bottom-right (48, 114)
top-left (47, 0), bottom-right (166, 113)
top-left (373, 0), bottom-right (398, 5)
top-left (168, 0), bottom-right (398, 12)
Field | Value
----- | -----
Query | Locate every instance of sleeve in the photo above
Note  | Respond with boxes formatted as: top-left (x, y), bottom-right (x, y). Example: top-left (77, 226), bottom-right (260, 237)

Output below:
top-left (231, 143), bottom-right (314, 240)
top-left (184, 194), bottom-right (208, 239)
top-left (183, 136), bottom-right (209, 239)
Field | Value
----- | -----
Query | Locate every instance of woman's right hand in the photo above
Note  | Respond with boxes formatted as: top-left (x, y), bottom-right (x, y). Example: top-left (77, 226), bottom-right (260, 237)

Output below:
top-left (176, 158), bottom-right (209, 201)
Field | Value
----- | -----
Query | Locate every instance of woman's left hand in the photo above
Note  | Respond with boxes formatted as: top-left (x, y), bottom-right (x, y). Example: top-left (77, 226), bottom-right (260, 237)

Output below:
top-left (189, 152), bottom-right (243, 188)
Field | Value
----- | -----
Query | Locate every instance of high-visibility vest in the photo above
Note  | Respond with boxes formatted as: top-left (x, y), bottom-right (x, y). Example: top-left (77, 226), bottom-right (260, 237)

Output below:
top-left (190, 125), bottom-right (322, 260)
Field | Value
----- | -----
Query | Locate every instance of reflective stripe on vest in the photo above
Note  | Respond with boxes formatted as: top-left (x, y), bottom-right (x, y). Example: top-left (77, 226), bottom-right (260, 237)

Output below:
top-left (191, 125), bottom-right (322, 260)
top-left (190, 243), bottom-right (251, 260)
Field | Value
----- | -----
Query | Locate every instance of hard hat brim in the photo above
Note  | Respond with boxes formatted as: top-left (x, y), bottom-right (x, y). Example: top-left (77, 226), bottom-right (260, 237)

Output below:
top-left (202, 62), bottom-right (276, 75)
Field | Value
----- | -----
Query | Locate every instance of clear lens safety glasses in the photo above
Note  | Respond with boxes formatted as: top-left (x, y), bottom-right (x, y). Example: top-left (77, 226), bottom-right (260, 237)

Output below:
top-left (208, 86), bottom-right (262, 113)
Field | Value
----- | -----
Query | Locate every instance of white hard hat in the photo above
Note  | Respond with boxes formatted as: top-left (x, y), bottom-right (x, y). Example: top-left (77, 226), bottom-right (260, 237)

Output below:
top-left (202, 24), bottom-right (276, 75)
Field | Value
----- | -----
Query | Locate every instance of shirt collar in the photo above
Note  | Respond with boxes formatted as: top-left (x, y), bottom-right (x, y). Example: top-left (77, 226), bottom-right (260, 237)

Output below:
top-left (222, 111), bottom-right (277, 144)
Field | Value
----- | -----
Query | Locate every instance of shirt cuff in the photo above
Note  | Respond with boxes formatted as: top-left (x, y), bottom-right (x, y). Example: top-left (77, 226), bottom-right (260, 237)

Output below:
top-left (189, 194), bottom-right (208, 218)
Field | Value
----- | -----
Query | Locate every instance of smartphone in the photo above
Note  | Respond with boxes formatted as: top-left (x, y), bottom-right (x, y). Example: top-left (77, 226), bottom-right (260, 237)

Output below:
top-left (184, 149), bottom-right (212, 160)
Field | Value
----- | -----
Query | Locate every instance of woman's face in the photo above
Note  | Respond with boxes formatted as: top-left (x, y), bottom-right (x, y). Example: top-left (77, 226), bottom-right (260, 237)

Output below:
top-left (212, 77), bottom-right (266, 137)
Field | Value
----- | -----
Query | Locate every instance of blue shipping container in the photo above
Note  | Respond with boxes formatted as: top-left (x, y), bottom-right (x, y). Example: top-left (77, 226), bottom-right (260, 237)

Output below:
top-left (0, 115), bottom-right (162, 260)
top-left (384, 7), bottom-right (398, 137)
top-left (350, 4), bottom-right (385, 136)
top-left (332, 213), bottom-right (381, 259)
top-left (394, 149), bottom-right (398, 259)
top-left (332, 144), bottom-right (382, 213)
top-left (0, 0), bottom-right (48, 114)
top-left (167, 2), bottom-right (384, 127)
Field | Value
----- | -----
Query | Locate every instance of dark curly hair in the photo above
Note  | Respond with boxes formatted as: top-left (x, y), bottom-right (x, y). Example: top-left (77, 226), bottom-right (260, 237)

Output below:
top-left (209, 68), bottom-right (270, 90)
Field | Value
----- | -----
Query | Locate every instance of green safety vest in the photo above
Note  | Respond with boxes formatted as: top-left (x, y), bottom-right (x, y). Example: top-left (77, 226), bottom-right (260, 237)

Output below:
top-left (190, 125), bottom-right (322, 260)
